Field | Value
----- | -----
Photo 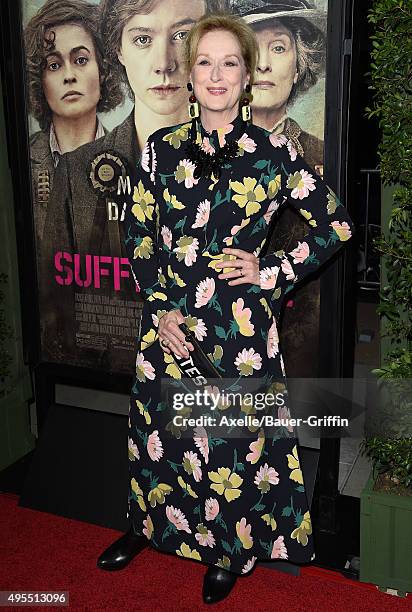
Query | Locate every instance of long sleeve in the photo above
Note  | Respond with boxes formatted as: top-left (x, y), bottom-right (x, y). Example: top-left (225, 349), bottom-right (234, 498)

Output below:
top-left (258, 135), bottom-right (355, 309)
top-left (123, 135), bottom-right (169, 311)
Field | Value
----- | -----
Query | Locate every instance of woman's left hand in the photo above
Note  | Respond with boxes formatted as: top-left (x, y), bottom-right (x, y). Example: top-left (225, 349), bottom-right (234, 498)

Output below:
top-left (215, 248), bottom-right (260, 286)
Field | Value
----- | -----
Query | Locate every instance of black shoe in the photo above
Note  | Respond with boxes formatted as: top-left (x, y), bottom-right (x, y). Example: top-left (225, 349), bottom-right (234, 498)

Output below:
top-left (202, 566), bottom-right (238, 604)
top-left (97, 527), bottom-right (148, 571)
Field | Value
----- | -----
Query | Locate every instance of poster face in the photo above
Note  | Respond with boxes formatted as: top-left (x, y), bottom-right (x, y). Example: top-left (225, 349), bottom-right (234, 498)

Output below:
top-left (21, 0), bottom-right (328, 377)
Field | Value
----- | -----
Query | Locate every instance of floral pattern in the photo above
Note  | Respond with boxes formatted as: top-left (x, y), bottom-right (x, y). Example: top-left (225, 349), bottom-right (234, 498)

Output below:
top-left (123, 114), bottom-right (355, 575)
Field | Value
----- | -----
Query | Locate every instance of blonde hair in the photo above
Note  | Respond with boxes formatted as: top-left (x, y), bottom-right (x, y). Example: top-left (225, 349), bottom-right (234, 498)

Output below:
top-left (184, 13), bottom-right (258, 86)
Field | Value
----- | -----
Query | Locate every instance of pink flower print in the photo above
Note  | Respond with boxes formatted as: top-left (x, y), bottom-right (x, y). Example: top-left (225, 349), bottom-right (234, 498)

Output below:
top-left (238, 133), bottom-right (257, 153)
top-left (142, 514), bottom-right (154, 540)
top-left (254, 463), bottom-right (280, 490)
top-left (246, 429), bottom-right (264, 464)
top-left (192, 199), bottom-right (210, 228)
top-left (234, 348), bottom-right (262, 376)
top-left (260, 265), bottom-right (280, 290)
top-left (267, 318), bottom-right (279, 358)
top-left (269, 133), bottom-right (288, 148)
top-left (242, 557), bottom-right (258, 574)
top-left (161, 225), bottom-right (172, 249)
top-left (166, 506), bottom-right (192, 533)
top-left (173, 236), bottom-right (199, 266)
top-left (223, 218), bottom-right (250, 245)
top-left (128, 437), bottom-right (140, 461)
top-left (289, 241), bottom-right (310, 264)
top-left (263, 200), bottom-right (280, 225)
top-left (147, 430), bottom-right (163, 461)
top-left (174, 159), bottom-right (199, 188)
top-left (183, 450), bottom-right (202, 482)
top-left (191, 319), bottom-right (207, 341)
top-left (236, 517), bottom-right (253, 549)
top-left (193, 426), bottom-right (209, 464)
top-left (289, 169), bottom-right (316, 200)
top-left (205, 497), bottom-right (219, 521)
top-left (141, 141), bottom-right (150, 172)
top-left (150, 141), bottom-right (157, 182)
top-left (330, 220), bottom-right (352, 241)
top-left (195, 277), bottom-right (215, 308)
top-left (287, 139), bottom-right (297, 161)
top-left (278, 405), bottom-right (294, 433)
top-left (281, 258), bottom-right (296, 280)
top-left (195, 524), bottom-right (216, 547)
top-left (271, 535), bottom-right (288, 559)
top-left (201, 137), bottom-right (215, 155)
top-left (135, 352), bottom-right (155, 382)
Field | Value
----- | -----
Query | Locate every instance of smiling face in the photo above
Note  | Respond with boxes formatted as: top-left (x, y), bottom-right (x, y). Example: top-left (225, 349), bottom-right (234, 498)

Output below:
top-left (252, 20), bottom-right (298, 114)
top-left (117, 0), bottom-right (205, 116)
top-left (42, 23), bottom-right (100, 122)
top-left (190, 29), bottom-right (249, 121)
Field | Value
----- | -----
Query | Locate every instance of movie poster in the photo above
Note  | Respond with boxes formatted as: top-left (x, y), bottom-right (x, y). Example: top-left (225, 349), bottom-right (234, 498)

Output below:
top-left (21, 0), bottom-right (328, 376)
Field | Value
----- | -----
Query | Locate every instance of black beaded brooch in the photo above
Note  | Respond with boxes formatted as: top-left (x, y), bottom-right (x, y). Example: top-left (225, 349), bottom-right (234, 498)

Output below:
top-left (185, 120), bottom-right (241, 180)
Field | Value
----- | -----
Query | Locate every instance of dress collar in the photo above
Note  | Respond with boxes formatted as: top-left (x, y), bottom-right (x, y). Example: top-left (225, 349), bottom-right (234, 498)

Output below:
top-left (194, 114), bottom-right (247, 150)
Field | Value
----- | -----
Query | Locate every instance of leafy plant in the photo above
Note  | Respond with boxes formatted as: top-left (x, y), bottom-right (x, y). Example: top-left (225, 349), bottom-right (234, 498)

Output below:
top-left (362, 0), bottom-right (412, 488)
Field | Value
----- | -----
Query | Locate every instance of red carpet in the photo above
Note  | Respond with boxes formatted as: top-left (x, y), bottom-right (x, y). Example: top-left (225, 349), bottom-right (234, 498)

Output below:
top-left (0, 493), bottom-right (410, 611)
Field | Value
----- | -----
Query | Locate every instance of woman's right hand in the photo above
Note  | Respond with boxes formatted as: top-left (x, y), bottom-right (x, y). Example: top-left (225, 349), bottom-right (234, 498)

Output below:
top-left (158, 309), bottom-right (194, 358)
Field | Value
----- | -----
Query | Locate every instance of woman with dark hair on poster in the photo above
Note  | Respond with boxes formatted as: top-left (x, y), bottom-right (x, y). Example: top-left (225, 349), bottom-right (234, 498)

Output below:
top-left (114, 11), bottom-right (353, 604)
top-left (39, 0), bottom-right (228, 373)
top-left (24, 0), bottom-right (122, 241)
top-left (235, 0), bottom-right (327, 379)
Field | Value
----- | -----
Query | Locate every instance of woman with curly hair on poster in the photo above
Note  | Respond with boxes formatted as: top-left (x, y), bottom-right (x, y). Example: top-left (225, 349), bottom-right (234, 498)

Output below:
top-left (24, 0), bottom-right (123, 242)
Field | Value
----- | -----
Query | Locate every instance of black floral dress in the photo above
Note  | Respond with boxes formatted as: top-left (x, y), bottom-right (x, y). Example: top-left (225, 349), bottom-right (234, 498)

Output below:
top-left (123, 114), bottom-right (354, 575)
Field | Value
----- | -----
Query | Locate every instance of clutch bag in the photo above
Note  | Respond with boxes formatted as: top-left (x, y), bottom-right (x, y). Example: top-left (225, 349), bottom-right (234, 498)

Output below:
top-left (172, 322), bottom-right (222, 385)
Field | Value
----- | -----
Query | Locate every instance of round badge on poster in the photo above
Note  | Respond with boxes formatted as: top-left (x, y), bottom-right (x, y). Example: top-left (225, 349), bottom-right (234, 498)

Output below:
top-left (88, 152), bottom-right (128, 194)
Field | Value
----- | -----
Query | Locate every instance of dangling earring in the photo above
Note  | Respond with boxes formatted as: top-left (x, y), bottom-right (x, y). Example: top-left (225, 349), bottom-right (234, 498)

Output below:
top-left (187, 82), bottom-right (200, 119)
top-left (241, 83), bottom-right (252, 122)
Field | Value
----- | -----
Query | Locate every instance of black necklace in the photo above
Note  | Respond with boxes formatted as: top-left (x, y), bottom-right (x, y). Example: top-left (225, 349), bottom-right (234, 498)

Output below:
top-left (185, 119), bottom-right (243, 180)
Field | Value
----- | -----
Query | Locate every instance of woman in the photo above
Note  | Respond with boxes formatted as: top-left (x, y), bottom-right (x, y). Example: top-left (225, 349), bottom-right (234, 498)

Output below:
top-left (24, 0), bottom-right (122, 242)
top-left (238, 0), bottom-right (327, 379)
top-left (39, 0), bottom-right (227, 373)
top-left (115, 13), bottom-right (355, 604)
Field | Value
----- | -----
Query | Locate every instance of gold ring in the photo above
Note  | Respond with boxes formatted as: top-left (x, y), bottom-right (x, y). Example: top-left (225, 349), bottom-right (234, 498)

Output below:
top-left (161, 338), bottom-right (170, 347)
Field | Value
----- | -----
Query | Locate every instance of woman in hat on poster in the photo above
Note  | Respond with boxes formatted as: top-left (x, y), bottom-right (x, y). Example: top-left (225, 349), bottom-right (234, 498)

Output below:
top-left (235, 0), bottom-right (327, 380)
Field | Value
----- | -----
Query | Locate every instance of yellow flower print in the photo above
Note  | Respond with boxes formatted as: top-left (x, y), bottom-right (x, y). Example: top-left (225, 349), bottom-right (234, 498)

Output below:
top-left (327, 189), bottom-right (338, 214)
top-left (162, 122), bottom-right (191, 149)
top-left (291, 511), bottom-right (312, 546)
top-left (163, 188), bottom-right (185, 210)
top-left (140, 328), bottom-right (157, 351)
top-left (330, 221), bottom-right (352, 241)
top-left (132, 180), bottom-right (155, 222)
top-left (230, 177), bottom-right (266, 217)
top-left (267, 174), bottom-right (281, 199)
top-left (147, 482), bottom-right (173, 507)
top-left (142, 514), bottom-right (154, 540)
top-left (135, 398), bottom-right (151, 425)
top-left (167, 265), bottom-right (186, 287)
top-left (208, 467), bottom-right (243, 502)
top-left (232, 298), bottom-right (255, 336)
top-left (147, 291), bottom-right (167, 303)
top-left (176, 542), bottom-right (202, 560)
top-left (286, 445), bottom-right (303, 484)
top-left (259, 297), bottom-right (273, 318)
top-left (262, 513), bottom-right (277, 531)
top-left (163, 352), bottom-right (181, 379)
top-left (177, 475), bottom-right (198, 498)
top-left (216, 555), bottom-right (231, 570)
top-left (299, 208), bottom-right (317, 227)
top-left (133, 236), bottom-right (153, 259)
top-left (131, 478), bottom-right (147, 512)
top-left (203, 251), bottom-right (237, 273)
